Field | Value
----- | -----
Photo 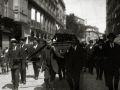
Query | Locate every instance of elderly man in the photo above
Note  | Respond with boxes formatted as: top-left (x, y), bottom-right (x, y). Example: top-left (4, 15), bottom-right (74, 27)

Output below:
top-left (104, 33), bottom-right (120, 90)
top-left (9, 38), bottom-right (22, 90)
top-left (39, 40), bottom-right (63, 89)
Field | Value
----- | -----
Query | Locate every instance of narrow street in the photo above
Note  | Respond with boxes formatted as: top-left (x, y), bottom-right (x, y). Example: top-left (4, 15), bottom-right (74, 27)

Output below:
top-left (0, 64), bottom-right (120, 90)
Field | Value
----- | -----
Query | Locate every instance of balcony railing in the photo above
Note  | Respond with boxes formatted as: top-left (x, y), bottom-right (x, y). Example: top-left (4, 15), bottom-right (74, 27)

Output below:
top-left (32, 0), bottom-right (56, 19)
top-left (4, 6), bottom-right (14, 19)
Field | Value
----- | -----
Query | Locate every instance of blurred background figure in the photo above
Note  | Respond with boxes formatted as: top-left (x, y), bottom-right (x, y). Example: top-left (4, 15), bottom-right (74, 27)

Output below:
top-left (86, 40), bottom-right (94, 75)
top-left (3, 47), bottom-right (9, 73)
top-left (93, 39), bottom-right (104, 80)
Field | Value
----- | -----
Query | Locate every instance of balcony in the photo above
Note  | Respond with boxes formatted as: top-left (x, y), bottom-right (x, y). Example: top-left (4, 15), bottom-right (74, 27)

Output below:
top-left (29, 0), bottom-right (56, 20)
top-left (4, 6), bottom-right (14, 20)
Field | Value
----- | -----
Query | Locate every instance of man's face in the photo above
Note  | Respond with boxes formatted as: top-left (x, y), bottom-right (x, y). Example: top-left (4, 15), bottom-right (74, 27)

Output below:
top-left (12, 43), bottom-right (16, 47)
top-left (20, 40), bottom-right (24, 44)
top-left (33, 40), bottom-right (38, 45)
top-left (109, 37), bottom-right (115, 43)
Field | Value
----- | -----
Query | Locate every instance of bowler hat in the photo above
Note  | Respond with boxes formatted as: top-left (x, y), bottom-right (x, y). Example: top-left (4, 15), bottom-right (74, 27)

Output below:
top-left (107, 33), bottom-right (116, 38)
top-left (10, 38), bottom-right (17, 43)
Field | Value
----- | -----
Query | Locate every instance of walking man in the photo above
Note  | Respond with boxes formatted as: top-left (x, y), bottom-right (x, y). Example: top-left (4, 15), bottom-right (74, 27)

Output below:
top-left (104, 33), bottom-right (120, 90)
top-left (9, 38), bottom-right (22, 90)
top-left (65, 39), bottom-right (85, 90)
top-left (93, 39), bottom-right (104, 80)
top-left (39, 40), bottom-right (63, 89)
top-left (29, 38), bottom-right (42, 80)
top-left (19, 37), bottom-right (28, 84)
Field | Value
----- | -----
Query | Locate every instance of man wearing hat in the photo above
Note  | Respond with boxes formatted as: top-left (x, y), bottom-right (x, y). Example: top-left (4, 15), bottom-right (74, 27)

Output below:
top-left (9, 38), bottom-right (22, 90)
top-left (104, 33), bottom-right (120, 90)
top-left (86, 40), bottom-right (94, 75)
top-left (93, 39), bottom-right (104, 80)
top-left (65, 39), bottom-right (86, 90)
top-left (29, 37), bottom-right (43, 80)
top-left (19, 37), bottom-right (28, 84)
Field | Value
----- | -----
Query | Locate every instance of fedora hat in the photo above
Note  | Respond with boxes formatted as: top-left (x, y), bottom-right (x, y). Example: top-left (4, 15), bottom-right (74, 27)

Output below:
top-left (107, 33), bottom-right (116, 38)
top-left (96, 39), bottom-right (104, 44)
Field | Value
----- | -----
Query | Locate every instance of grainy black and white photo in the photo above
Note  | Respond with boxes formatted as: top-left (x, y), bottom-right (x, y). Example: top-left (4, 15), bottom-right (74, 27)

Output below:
top-left (0, 0), bottom-right (120, 90)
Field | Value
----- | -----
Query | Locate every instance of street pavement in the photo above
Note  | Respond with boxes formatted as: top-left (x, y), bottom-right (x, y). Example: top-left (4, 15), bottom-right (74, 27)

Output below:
top-left (0, 63), bottom-right (45, 90)
top-left (0, 64), bottom-right (120, 90)
top-left (80, 68), bottom-right (120, 90)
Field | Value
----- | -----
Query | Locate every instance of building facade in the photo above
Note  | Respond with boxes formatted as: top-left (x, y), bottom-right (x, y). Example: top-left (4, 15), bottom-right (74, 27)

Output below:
top-left (74, 14), bottom-right (86, 42)
top-left (0, 0), bottom-right (66, 49)
top-left (106, 0), bottom-right (120, 35)
top-left (85, 26), bottom-right (99, 44)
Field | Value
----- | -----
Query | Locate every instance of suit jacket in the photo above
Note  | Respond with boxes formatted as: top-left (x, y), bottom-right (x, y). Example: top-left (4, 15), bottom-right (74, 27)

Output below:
top-left (39, 46), bottom-right (63, 73)
top-left (93, 46), bottom-right (104, 66)
top-left (19, 44), bottom-right (28, 69)
top-left (8, 46), bottom-right (22, 69)
top-left (104, 43), bottom-right (120, 70)
top-left (65, 45), bottom-right (85, 72)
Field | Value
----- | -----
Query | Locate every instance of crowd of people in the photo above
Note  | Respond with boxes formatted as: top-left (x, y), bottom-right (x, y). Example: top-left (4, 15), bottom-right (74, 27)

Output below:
top-left (0, 33), bottom-right (120, 90)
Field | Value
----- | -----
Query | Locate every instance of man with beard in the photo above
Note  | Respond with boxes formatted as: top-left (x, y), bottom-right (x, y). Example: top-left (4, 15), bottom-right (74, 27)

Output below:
top-left (39, 40), bottom-right (63, 89)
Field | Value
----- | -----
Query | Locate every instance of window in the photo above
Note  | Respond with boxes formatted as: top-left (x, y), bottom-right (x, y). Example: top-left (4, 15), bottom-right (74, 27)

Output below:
top-left (31, 8), bottom-right (35, 20)
top-left (37, 12), bottom-right (40, 22)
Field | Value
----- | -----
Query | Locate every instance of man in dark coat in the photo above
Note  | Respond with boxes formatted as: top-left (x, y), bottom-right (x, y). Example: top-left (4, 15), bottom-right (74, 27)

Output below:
top-left (104, 33), bottom-right (120, 90)
top-left (39, 40), bottom-right (63, 89)
top-left (86, 40), bottom-right (95, 75)
top-left (8, 38), bottom-right (22, 90)
top-left (65, 39), bottom-right (85, 90)
top-left (19, 37), bottom-right (28, 84)
top-left (93, 39), bottom-right (104, 80)
top-left (29, 38), bottom-right (42, 80)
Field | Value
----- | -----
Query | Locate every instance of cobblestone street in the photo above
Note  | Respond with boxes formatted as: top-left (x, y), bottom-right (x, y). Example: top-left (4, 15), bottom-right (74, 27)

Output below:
top-left (0, 64), bottom-right (120, 90)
